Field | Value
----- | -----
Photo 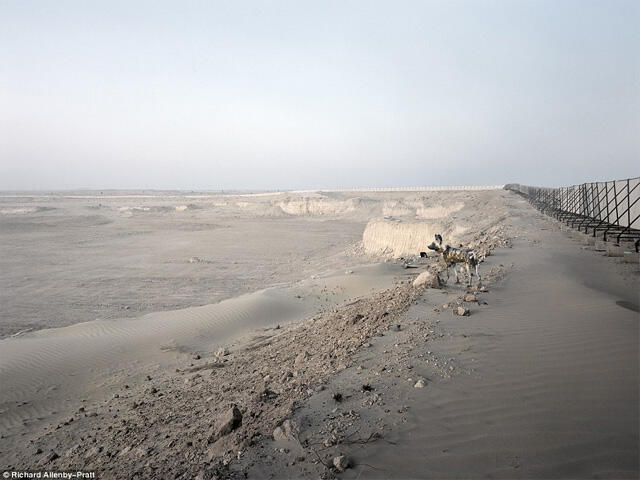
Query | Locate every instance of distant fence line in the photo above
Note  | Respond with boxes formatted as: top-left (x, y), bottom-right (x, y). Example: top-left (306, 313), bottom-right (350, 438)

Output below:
top-left (293, 185), bottom-right (505, 193)
top-left (505, 178), bottom-right (640, 246)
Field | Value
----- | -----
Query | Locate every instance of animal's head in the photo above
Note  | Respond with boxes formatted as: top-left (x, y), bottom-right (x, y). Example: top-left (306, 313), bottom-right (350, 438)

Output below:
top-left (427, 233), bottom-right (444, 252)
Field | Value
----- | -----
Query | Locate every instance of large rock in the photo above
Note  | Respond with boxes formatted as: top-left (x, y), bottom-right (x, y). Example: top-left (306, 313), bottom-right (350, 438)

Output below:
top-left (208, 405), bottom-right (242, 443)
top-left (413, 271), bottom-right (440, 288)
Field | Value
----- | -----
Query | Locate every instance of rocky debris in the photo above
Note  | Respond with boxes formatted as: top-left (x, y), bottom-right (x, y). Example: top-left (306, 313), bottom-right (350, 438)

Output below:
top-left (412, 271), bottom-right (441, 288)
top-left (209, 405), bottom-right (243, 443)
top-left (9, 220), bottom-right (510, 480)
top-left (84, 446), bottom-right (102, 459)
top-left (215, 347), bottom-right (229, 358)
top-left (38, 451), bottom-right (59, 466)
top-left (463, 294), bottom-right (477, 302)
top-left (414, 379), bottom-right (426, 388)
top-left (333, 455), bottom-right (350, 472)
top-left (135, 447), bottom-right (150, 458)
top-left (118, 446), bottom-right (131, 456)
top-left (456, 306), bottom-right (470, 316)
top-left (294, 351), bottom-right (310, 366)
top-left (273, 419), bottom-right (299, 441)
top-left (63, 445), bottom-right (81, 458)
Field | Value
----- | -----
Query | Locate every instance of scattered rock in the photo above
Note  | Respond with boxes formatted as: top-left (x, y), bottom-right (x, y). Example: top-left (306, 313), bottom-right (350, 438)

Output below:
top-left (215, 347), bottom-right (229, 358)
top-left (118, 446), bottom-right (131, 457)
top-left (456, 306), bottom-right (470, 316)
top-left (294, 351), bottom-right (310, 366)
top-left (464, 294), bottom-right (477, 302)
top-left (414, 379), bottom-right (426, 388)
top-left (209, 405), bottom-right (243, 443)
top-left (412, 271), bottom-right (441, 288)
top-left (63, 445), bottom-right (81, 458)
top-left (361, 384), bottom-right (373, 392)
top-left (39, 451), bottom-right (59, 465)
top-left (85, 446), bottom-right (102, 459)
top-left (135, 447), bottom-right (150, 457)
top-left (272, 419), bottom-right (299, 441)
top-left (333, 455), bottom-right (350, 472)
top-left (332, 392), bottom-right (343, 402)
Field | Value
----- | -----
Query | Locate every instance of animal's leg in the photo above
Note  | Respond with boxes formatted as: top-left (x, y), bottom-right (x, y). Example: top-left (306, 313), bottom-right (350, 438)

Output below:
top-left (442, 258), bottom-right (450, 281)
top-left (475, 264), bottom-right (482, 286)
top-left (454, 265), bottom-right (460, 284)
top-left (465, 263), bottom-right (472, 286)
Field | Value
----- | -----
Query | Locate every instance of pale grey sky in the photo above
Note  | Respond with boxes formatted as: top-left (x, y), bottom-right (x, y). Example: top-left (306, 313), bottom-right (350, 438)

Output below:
top-left (0, 0), bottom-right (638, 190)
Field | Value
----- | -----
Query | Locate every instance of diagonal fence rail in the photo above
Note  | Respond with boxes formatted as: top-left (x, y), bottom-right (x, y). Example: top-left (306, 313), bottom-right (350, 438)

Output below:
top-left (505, 178), bottom-right (640, 252)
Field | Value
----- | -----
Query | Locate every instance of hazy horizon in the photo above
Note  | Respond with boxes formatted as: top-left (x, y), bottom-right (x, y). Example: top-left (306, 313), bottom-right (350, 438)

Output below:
top-left (1, 0), bottom-right (638, 191)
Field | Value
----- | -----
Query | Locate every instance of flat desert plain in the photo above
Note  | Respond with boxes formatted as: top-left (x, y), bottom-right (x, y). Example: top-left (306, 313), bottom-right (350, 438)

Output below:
top-left (0, 189), bottom-right (637, 479)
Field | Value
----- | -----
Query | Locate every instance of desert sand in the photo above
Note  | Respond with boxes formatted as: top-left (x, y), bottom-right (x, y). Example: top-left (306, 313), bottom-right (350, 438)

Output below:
top-left (0, 189), bottom-right (637, 479)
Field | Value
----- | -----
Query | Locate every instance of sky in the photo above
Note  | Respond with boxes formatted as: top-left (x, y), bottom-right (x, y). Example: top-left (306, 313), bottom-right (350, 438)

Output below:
top-left (0, 0), bottom-right (638, 190)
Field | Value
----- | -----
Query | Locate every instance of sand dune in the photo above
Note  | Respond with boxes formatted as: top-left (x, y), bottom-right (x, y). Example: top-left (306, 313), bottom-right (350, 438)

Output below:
top-left (0, 263), bottom-right (404, 434)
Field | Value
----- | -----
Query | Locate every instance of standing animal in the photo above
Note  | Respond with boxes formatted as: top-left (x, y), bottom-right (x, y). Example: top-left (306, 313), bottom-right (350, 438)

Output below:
top-left (420, 234), bottom-right (481, 286)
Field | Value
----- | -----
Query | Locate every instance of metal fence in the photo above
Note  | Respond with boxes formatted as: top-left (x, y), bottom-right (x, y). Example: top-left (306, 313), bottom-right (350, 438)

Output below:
top-left (505, 178), bottom-right (640, 250)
